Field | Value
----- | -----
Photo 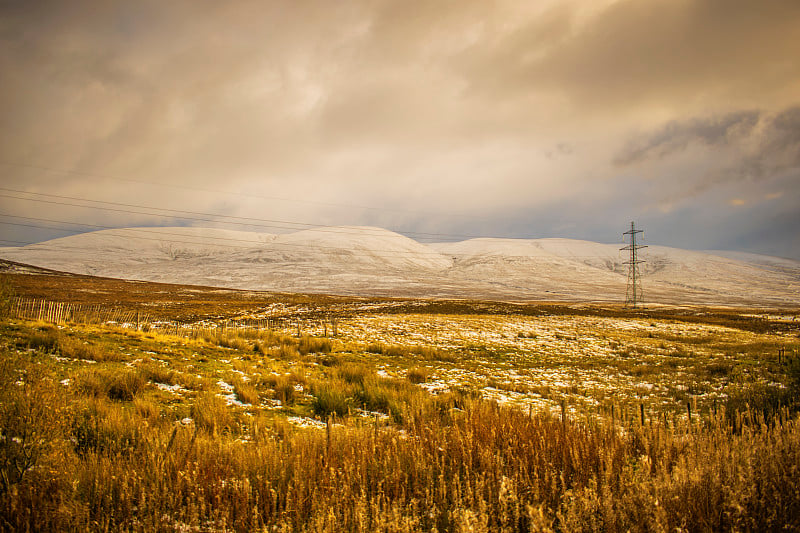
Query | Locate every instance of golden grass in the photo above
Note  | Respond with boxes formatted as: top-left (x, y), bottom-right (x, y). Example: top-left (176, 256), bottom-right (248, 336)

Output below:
top-left (232, 378), bottom-right (260, 405)
top-left (4, 369), bottom-right (800, 532)
top-left (2, 292), bottom-right (800, 531)
top-left (406, 366), bottom-right (430, 384)
top-left (191, 392), bottom-right (234, 435)
top-left (74, 368), bottom-right (145, 401)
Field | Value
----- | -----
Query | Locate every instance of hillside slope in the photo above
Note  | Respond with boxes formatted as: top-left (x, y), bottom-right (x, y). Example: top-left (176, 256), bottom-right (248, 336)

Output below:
top-left (1, 226), bottom-right (798, 305)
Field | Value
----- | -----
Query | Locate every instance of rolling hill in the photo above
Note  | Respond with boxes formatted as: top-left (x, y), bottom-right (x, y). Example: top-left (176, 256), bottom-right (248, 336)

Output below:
top-left (1, 226), bottom-right (798, 306)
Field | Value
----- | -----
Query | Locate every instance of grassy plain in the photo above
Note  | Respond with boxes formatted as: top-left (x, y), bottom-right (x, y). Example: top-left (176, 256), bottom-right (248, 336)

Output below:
top-left (1, 271), bottom-right (799, 531)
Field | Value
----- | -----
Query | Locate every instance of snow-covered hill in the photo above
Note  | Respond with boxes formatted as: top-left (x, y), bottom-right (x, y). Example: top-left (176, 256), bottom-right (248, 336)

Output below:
top-left (1, 226), bottom-right (798, 306)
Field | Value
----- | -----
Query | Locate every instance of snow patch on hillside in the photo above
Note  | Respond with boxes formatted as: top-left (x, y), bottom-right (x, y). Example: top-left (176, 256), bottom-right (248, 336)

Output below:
top-left (1, 226), bottom-right (798, 305)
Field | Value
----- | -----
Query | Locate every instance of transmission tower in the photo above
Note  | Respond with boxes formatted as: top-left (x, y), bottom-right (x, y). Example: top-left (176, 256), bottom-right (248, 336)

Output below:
top-left (621, 221), bottom-right (647, 308)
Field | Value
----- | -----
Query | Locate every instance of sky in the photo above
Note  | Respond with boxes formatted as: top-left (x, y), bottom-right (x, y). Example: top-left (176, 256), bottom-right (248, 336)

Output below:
top-left (1, 0), bottom-right (799, 258)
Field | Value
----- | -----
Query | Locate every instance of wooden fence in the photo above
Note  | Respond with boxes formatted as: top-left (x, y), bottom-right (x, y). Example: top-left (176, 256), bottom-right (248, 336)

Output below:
top-left (9, 296), bottom-right (342, 338)
top-left (10, 297), bottom-right (150, 328)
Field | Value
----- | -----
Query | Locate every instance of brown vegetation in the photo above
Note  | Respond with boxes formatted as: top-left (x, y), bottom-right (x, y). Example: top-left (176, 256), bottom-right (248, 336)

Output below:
top-left (2, 347), bottom-right (799, 532)
top-left (1, 270), bottom-right (799, 531)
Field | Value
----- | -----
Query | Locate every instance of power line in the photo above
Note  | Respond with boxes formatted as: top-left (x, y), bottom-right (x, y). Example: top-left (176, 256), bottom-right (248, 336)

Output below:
top-left (0, 214), bottom-right (624, 263)
top-left (0, 188), bottom-right (484, 241)
top-left (0, 219), bottom-right (450, 258)
top-left (0, 160), bottom-right (488, 221)
top-left (620, 221), bottom-right (646, 308)
top-left (0, 214), bottom-right (275, 245)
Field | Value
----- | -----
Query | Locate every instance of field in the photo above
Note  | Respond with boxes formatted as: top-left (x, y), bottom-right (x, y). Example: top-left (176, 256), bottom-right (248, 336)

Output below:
top-left (1, 271), bottom-right (800, 531)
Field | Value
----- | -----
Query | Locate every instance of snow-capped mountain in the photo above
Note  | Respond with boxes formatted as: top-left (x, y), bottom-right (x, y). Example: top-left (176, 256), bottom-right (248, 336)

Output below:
top-left (1, 226), bottom-right (798, 306)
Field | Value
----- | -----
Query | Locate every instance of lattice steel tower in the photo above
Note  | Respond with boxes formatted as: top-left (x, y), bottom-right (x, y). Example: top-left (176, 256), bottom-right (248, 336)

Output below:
top-left (621, 221), bottom-right (646, 308)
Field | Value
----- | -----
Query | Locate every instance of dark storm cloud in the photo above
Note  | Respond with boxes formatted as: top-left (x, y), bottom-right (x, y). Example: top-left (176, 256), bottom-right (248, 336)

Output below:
top-left (613, 111), bottom-right (760, 166)
top-left (615, 107), bottom-right (800, 190)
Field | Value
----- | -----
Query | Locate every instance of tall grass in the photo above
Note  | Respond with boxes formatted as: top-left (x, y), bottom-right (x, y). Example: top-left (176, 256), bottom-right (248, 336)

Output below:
top-left (191, 392), bottom-right (234, 435)
top-left (232, 377), bottom-right (259, 405)
top-left (74, 369), bottom-right (146, 401)
top-left (3, 325), bottom-right (800, 531)
top-left (0, 275), bottom-right (14, 319)
top-left (4, 373), bottom-right (799, 532)
top-left (201, 329), bottom-right (334, 359)
top-left (22, 327), bottom-right (123, 362)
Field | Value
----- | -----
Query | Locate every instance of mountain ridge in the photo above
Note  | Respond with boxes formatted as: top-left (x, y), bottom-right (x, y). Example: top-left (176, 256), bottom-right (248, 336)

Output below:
top-left (1, 226), bottom-right (798, 306)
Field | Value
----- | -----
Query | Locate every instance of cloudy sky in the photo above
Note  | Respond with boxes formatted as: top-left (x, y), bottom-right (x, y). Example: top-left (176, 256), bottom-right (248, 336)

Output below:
top-left (1, 0), bottom-right (799, 257)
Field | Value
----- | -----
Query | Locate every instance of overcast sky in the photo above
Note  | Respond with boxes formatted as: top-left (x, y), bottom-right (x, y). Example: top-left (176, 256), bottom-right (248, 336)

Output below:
top-left (1, 0), bottom-right (799, 257)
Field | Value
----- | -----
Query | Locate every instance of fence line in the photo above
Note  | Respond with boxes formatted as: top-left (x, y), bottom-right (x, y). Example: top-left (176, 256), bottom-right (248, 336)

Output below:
top-left (9, 296), bottom-right (342, 338)
top-left (10, 297), bottom-right (150, 328)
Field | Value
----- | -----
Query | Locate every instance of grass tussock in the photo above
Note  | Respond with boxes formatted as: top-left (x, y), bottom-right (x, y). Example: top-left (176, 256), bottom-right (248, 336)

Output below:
top-left (308, 364), bottom-right (427, 423)
top-left (204, 329), bottom-right (333, 359)
top-left (191, 392), bottom-right (234, 435)
top-left (298, 334), bottom-right (333, 355)
top-left (232, 377), bottom-right (259, 405)
top-left (57, 335), bottom-right (122, 362)
top-left (310, 380), bottom-right (354, 418)
top-left (27, 331), bottom-right (59, 353)
top-left (75, 369), bottom-right (145, 401)
top-left (21, 325), bottom-right (127, 362)
top-left (137, 361), bottom-right (177, 385)
top-left (406, 366), bottom-right (430, 384)
top-left (263, 373), bottom-right (303, 406)
top-left (133, 397), bottom-right (161, 421)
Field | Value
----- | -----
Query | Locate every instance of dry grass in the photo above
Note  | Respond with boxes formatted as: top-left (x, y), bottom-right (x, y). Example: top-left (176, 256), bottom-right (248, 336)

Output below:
top-left (310, 379), bottom-right (353, 417)
top-left (137, 361), bottom-right (177, 385)
top-left (264, 373), bottom-right (303, 406)
top-left (406, 366), bottom-right (430, 384)
top-left (74, 368), bottom-right (146, 401)
top-left (232, 378), bottom-right (260, 405)
top-left (2, 276), bottom-right (800, 531)
top-left (3, 361), bottom-right (799, 532)
top-left (191, 392), bottom-right (234, 435)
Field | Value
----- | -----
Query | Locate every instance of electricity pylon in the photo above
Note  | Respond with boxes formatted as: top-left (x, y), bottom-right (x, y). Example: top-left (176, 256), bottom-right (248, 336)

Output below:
top-left (621, 221), bottom-right (646, 308)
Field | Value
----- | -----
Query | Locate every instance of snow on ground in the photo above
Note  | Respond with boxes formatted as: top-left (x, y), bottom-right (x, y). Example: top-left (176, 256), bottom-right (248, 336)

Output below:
top-left (335, 312), bottom-right (783, 420)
